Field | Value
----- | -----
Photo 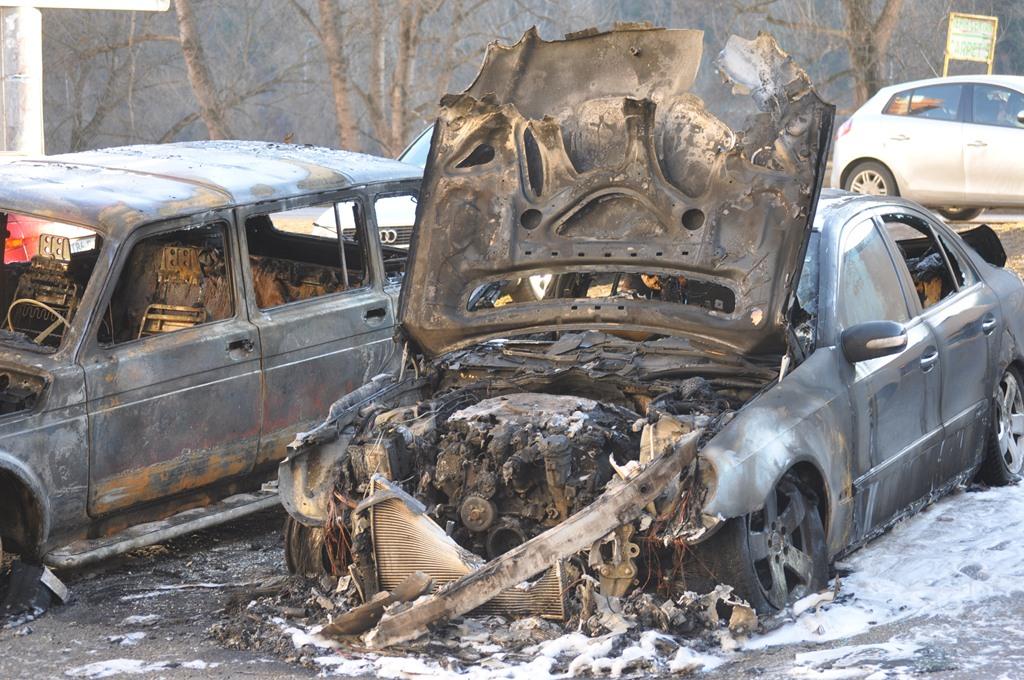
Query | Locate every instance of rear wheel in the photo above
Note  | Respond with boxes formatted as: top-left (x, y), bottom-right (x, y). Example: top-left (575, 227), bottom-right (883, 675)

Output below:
top-left (284, 516), bottom-right (331, 576)
top-left (844, 161), bottom-right (898, 197)
top-left (936, 207), bottom-right (984, 222)
top-left (685, 474), bottom-right (828, 612)
top-left (980, 366), bottom-right (1024, 485)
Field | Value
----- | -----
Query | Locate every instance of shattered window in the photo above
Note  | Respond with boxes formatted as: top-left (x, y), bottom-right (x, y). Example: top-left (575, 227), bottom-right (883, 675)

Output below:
top-left (838, 220), bottom-right (910, 328)
top-left (906, 84), bottom-right (962, 121)
top-left (244, 201), bottom-right (370, 309)
top-left (971, 85), bottom-right (1024, 129)
top-left (883, 215), bottom-right (960, 309)
top-left (467, 271), bottom-right (735, 313)
top-left (0, 211), bottom-right (103, 350)
top-left (98, 223), bottom-right (231, 346)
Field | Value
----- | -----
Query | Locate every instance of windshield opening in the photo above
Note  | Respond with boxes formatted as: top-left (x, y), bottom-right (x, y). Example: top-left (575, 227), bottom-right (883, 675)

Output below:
top-left (0, 211), bottom-right (103, 351)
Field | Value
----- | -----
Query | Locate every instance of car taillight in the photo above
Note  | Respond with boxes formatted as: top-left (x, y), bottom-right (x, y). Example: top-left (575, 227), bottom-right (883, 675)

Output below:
top-left (836, 119), bottom-right (853, 140)
top-left (5, 238), bottom-right (23, 249)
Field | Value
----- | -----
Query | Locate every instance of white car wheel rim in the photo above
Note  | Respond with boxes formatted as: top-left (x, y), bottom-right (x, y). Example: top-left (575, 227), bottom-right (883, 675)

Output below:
top-left (850, 170), bottom-right (888, 196)
top-left (997, 372), bottom-right (1024, 474)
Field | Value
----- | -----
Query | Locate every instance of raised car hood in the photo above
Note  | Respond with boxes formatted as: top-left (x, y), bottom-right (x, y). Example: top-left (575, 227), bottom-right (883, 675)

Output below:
top-left (400, 26), bottom-right (833, 358)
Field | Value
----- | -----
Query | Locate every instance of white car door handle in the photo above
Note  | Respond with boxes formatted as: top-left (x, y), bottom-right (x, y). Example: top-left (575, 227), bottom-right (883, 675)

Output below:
top-left (890, 134), bottom-right (910, 141)
top-left (968, 140), bottom-right (988, 147)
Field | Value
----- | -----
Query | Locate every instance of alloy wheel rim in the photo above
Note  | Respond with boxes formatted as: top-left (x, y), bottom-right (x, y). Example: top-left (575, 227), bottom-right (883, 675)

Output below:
top-left (746, 481), bottom-right (816, 609)
top-left (996, 372), bottom-right (1024, 474)
top-left (850, 170), bottom-right (888, 195)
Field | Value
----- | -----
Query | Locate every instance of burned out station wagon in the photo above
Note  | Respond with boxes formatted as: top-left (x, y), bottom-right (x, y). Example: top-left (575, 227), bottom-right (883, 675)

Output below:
top-left (0, 141), bottom-right (418, 574)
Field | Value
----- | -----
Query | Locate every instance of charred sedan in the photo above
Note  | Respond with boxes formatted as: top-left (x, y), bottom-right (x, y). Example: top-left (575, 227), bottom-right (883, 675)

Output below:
top-left (0, 142), bottom-right (419, 572)
top-left (279, 26), bottom-right (1024, 643)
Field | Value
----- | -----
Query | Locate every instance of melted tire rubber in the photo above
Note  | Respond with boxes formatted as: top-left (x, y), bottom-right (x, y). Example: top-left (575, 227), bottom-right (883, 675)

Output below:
top-left (283, 516), bottom-right (330, 577)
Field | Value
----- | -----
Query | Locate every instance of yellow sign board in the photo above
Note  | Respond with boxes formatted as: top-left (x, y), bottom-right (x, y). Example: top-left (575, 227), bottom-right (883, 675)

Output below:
top-left (944, 12), bottom-right (998, 75)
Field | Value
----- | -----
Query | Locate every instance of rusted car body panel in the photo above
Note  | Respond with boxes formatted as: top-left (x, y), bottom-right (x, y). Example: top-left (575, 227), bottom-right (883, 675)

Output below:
top-left (0, 142), bottom-right (419, 562)
top-left (281, 26), bottom-right (1024, 639)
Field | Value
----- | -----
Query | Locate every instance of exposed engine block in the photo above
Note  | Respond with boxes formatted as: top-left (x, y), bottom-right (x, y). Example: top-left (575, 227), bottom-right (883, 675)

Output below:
top-left (423, 393), bottom-right (641, 558)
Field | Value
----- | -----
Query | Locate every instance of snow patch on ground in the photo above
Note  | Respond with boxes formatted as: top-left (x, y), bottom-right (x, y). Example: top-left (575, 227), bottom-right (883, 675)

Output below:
top-left (64, 659), bottom-right (218, 678)
top-left (283, 484), bottom-right (1024, 677)
top-left (748, 485), bottom-right (1024, 650)
top-left (105, 631), bottom-right (146, 647)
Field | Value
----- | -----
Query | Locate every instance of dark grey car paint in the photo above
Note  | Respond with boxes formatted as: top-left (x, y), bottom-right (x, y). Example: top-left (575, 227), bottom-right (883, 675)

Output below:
top-left (0, 142), bottom-right (418, 560)
top-left (699, 190), bottom-right (1024, 557)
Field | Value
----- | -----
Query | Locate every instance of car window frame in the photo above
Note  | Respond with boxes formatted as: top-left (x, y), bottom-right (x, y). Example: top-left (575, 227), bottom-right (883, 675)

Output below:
top-left (882, 83), bottom-right (966, 122)
top-left (833, 217), bottom-right (915, 331)
top-left (369, 185), bottom-right (419, 287)
top-left (876, 210), bottom-right (970, 316)
top-left (79, 210), bottom-right (244, 360)
top-left (965, 82), bottom-right (1024, 130)
top-left (235, 187), bottom-right (386, 317)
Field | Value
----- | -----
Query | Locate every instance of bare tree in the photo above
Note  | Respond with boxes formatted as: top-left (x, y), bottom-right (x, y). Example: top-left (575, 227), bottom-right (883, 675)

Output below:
top-left (173, 0), bottom-right (232, 139)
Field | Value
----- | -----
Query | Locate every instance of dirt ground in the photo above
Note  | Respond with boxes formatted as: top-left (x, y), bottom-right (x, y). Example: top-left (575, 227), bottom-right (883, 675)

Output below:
top-left (0, 508), bottom-right (325, 680)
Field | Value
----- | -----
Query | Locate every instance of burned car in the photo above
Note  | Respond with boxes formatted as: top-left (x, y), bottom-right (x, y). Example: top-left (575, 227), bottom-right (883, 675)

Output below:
top-left (0, 141), bottom-right (419, 577)
top-left (279, 27), bottom-right (1024, 645)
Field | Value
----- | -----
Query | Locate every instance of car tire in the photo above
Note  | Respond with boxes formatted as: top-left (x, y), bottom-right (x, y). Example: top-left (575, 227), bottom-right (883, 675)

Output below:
top-left (936, 207), bottom-right (984, 222)
top-left (843, 161), bottom-right (899, 197)
top-left (284, 516), bottom-right (331, 577)
top-left (980, 365), bottom-right (1024, 486)
top-left (683, 473), bottom-right (828, 613)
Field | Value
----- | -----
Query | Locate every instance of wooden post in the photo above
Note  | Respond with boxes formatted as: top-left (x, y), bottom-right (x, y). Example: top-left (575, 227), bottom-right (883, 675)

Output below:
top-left (0, 6), bottom-right (43, 156)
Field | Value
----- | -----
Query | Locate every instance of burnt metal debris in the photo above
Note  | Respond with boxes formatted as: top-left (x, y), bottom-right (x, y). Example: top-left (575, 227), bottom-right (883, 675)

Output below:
top-left (279, 23), bottom-right (836, 649)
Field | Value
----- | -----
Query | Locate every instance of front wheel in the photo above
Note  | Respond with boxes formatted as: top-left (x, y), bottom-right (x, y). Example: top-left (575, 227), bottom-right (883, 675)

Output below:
top-left (936, 207), bottom-right (984, 222)
top-left (980, 366), bottom-right (1024, 485)
top-left (684, 474), bottom-right (828, 612)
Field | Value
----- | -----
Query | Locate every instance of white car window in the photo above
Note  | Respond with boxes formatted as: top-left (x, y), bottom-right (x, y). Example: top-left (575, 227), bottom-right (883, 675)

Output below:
top-left (972, 85), bottom-right (1024, 129)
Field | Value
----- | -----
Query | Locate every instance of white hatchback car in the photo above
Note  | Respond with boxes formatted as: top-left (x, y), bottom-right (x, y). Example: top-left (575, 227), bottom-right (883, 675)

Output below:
top-left (831, 75), bottom-right (1024, 220)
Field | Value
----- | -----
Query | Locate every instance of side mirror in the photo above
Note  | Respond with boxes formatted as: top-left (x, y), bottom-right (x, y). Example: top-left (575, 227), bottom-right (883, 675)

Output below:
top-left (1017, 110), bottom-right (1024, 126)
top-left (841, 320), bottom-right (907, 363)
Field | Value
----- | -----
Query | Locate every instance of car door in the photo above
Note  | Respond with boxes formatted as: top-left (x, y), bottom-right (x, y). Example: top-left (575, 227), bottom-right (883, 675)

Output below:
top-left (82, 215), bottom-right (262, 516)
top-left (838, 217), bottom-right (944, 535)
top-left (963, 83), bottom-right (1024, 205)
top-left (880, 83), bottom-right (966, 204)
top-left (237, 191), bottom-right (399, 468)
top-left (880, 211), bottom-right (998, 489)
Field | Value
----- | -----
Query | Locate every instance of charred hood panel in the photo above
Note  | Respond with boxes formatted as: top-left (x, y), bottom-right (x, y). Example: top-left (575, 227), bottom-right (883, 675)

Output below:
top-left (400, 27), bottom-right (834, 357)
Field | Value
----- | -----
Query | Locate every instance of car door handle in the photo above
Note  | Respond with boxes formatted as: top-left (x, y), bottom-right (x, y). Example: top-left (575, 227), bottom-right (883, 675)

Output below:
top-left (968, 140), bottom-right (988, 147)
top-left (227, 338), bottom-right (254, 353)
top-left (364, 307), bottom-right (387, 323)
top-left (982, 314), bottom-right (997, 335)
top-left (890, 134), bottom-right (910, 141)
top-left (920, 348), bottom-right (939, 372)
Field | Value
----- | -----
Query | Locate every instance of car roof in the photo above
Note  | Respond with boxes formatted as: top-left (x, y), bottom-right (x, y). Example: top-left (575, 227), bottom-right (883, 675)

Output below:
top-left (873, 73), bottom-right (1024, 99)
top-left (812, 188), bottom-right (909, 232)
top-left (0, 140), bottom-right (421, 238)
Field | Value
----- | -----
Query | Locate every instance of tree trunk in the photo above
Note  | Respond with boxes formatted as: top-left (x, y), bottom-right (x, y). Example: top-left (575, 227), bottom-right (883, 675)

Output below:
top-left (841, 0), bottom-right (904, 105)
top-left (316, 0), bottom-right (359, 150)
top-left (173, 0), bottom-right (232, 139)
top-left (388, 0), bottom-right (421, 156)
